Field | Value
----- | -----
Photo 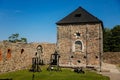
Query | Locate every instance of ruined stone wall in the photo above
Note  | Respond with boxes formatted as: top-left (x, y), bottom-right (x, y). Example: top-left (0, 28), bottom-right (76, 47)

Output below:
top-left (0, 41), bottom-right (55, 73)
top-left (57, 23), bottom-right (103, 67)
top-left (39, 43), bottom-right (56, 64)
top-left (103, 52), bottom-right (120, 64)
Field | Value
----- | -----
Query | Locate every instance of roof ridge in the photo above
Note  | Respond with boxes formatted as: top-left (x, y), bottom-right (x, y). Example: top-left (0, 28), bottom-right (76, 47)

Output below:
top-left (79, 7), bottom-right (102, 22)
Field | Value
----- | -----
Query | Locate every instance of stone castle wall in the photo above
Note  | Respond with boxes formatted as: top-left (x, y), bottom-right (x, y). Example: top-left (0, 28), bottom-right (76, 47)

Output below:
top-left (0, 41), bottom-right (56, 73)
top-left (0, 40), bottom-right (119, 73)
top-left (57, 23), bottom-right (103, 67)
top-left (103, 52), bottom-right (120, 64)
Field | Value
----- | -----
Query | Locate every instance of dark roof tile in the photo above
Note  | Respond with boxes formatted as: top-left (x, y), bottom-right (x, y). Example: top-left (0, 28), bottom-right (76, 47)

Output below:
top-left (56, 7), bottom-right (102, 25)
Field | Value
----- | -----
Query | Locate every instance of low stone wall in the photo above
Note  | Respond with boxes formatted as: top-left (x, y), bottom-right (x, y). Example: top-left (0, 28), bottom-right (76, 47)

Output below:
top-left (0, 41), bottom-right (56, 73)
top-left (103, 52), bottom-right (120, 64)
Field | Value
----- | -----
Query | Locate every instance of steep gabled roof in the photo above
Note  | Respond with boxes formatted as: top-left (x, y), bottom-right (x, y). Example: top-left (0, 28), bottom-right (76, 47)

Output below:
top-left (56, 7), bottom-right (102, 25)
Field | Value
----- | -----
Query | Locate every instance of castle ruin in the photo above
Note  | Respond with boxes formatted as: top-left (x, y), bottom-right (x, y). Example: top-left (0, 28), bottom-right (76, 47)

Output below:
top-left (0, 7), bottom-right (103, 73)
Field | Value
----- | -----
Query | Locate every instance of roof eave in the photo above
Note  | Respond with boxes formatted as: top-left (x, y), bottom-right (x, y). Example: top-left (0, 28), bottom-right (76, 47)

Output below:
top-left (56, 21), bottom-right (102, 25)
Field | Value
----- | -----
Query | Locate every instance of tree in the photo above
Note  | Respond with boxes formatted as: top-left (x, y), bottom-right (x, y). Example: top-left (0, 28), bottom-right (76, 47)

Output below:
top-left (103, 28), bottom-right (112, 52)
top-left (8, 33), bottom-right (19, 43)
top-left (103, 25), bottom-right (120, 52)
top-left (21, 37), bottom-right (27, 43)
top-left (8, 33), bottom-right (27, 43)
top-left (110, 25), bottom-right (120, 52)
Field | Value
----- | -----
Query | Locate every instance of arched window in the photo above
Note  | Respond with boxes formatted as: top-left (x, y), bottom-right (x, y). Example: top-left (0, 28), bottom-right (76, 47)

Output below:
top-left (0, 49), bottom-right (2, 61)
top-left (75, 41), bottom-right (82, 51)
top-left (21, 49), bottom-right (24, 54)
top-left (6, 49), bottom-right (11, 59)
top-left (36, 45), bottom-right (43, 53)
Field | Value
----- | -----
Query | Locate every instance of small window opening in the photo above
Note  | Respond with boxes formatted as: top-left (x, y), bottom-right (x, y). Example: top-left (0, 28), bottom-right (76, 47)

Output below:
top-left (0, 50), bottom-right (2, 61)
top-left (84, 56), bottom-right (87, 59)
top-left (95, 56), bottom-right (98, 59)
top-left (75, 14), bottom-right (81, 17)
top-left (76, 32), bottom-right (80, 37)
top-left (71, 56), bottom-right (74, 58)
top-left (8, 49), bottom-right (11, 53)
top-left (7, 49), bottom-right (11, 59)
top-left (77, 60), bottom-right (81, 63)
top-left (35, 52), bottom-right (37, 56)
top-left (21, 49), bottom-right (24, 54)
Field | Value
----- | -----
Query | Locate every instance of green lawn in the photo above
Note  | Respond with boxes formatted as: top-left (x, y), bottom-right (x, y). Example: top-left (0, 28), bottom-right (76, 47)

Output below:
top-left (0, 66), bottom-right (109, 80)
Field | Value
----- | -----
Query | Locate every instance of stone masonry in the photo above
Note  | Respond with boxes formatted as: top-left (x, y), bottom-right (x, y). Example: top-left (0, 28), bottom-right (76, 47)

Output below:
top-left (0, 41), bottom-right (55, 73)
top-left (57, 23), bottom-right (103, 67)
top-left (56, 7), bottom-right (103, 69)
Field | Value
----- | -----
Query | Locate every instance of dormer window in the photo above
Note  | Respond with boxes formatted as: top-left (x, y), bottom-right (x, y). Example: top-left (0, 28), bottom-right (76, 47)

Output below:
top-left (75, 14), bottom-right (81, 17)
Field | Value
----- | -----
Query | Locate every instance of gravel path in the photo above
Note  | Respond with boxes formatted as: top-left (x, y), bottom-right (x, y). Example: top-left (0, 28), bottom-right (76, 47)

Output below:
top-left (101, 72), bottom-right (120, 80)
top-left (100, 63), bottom-right (120, 80)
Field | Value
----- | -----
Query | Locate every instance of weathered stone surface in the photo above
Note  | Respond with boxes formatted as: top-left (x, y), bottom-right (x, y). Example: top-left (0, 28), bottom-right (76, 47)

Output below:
top-left (57, 23), bottom-right (103, 67)
top-left (0, 41), bottom-right (55, 73)
top-left (103, 52), bottom-right (120, 64)
top-left (0, 22), bottom-right (103, 73)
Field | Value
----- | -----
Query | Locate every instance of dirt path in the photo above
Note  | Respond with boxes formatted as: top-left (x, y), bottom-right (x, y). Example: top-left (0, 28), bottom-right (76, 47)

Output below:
top-left (101, 72), bottom-right (120, 80)
top-left (100, 63), bottom-right (120, 80)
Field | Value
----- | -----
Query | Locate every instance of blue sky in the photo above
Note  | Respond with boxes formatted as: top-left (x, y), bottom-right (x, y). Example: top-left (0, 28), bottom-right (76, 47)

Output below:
top-left (0, 0), bottom-right (120, 43)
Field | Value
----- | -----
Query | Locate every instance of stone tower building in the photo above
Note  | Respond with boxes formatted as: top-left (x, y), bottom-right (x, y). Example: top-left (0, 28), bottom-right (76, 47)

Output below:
top-left (56, 7), bottom-right (103, 68)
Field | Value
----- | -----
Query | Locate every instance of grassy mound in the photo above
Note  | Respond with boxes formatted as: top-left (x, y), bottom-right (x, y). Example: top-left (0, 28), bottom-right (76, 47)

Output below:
top-left (0, 66), bottom-right (109, 80)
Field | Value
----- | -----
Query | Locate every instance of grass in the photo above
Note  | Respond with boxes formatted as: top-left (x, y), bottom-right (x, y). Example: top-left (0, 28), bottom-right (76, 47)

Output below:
top-left (0, 66), bottom-right (109, 80)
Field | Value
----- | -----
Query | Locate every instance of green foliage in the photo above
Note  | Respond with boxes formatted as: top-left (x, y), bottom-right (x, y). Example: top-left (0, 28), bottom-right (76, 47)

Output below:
top-left (8, 33), bottom-right (19, 43)
top-left (103, 28), bottom-right (112, 52)
top-left (21, 38), bottom-right (27, 43)
top-left (8, 33), bottom-right (27, 43)
top-left (0, 66), bottom-right (109, 80)
top-left (103, 25), bottom-right (120, 52)
top-left (110, 25), bottom-right (120, 52)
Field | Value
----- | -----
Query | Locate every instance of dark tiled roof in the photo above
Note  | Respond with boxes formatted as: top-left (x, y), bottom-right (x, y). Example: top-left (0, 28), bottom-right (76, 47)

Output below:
top-left (56, 7), bottom-right (102, 25)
